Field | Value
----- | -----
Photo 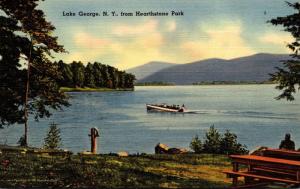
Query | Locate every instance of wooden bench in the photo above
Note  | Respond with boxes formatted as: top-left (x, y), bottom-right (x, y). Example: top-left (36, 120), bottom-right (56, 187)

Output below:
top-left (262, 148), bottom-right (300, 161)
top-left (223, 155), bottom-right (300, 188)
top-left (224, 170), bottom-right (300, 184)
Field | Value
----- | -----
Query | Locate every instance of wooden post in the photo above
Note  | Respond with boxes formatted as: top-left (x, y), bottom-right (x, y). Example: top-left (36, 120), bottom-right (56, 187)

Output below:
top-left (232, 162), bottom-right (239, 186)
top-left (89, 128), bottom-right (99, 154)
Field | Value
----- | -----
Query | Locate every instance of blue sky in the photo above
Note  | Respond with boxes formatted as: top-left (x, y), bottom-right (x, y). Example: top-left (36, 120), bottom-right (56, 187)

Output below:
top-left (39, 0), bottom-right (297, 69)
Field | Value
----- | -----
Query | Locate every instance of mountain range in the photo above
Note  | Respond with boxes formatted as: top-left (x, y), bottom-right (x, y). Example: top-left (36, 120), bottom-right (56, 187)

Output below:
top-left (126, 61), bottom-right (176, 81)
top-left (126, 53), bottom-right (290, 85)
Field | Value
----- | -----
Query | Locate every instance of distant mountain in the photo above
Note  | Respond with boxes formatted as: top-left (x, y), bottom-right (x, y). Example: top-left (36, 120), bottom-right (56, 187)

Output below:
top-left (138, 53), bottom-right (290, 85)
top-left (126, 61), bottom-right (177, 80)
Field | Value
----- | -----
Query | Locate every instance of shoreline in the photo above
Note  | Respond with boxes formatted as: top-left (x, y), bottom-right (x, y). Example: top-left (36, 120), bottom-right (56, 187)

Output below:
top-left (60, 84), bottom-right (277, 91)
top-left (135, 83), bottom-right (276, 87)
top-left (60, 87), bottom-right (134, 92)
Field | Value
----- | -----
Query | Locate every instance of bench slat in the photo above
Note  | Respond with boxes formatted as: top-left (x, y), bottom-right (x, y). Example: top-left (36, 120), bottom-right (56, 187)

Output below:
top-left (253, 167), bottom-right (296, 177)
top-left (223, 170), bottom-right (300, 184)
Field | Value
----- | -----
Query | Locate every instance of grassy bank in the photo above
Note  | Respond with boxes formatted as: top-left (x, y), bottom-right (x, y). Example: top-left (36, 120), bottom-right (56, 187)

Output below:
top-left (0, 152), bottom-right (232, 188)
top-left (60, 87), bottom-right (134, 92)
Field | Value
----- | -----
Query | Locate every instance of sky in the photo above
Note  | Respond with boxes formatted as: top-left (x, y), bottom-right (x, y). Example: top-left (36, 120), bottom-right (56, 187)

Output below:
top-left (39, 0), bottom-right (297, 70)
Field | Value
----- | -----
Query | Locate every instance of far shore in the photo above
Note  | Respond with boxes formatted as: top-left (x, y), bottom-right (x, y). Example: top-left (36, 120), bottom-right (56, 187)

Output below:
top-left (135, 82), bottom-right (276, 86)
top-left (60, 83), bottom-right (277, 92)
top-left (60, 87), bottom-right (134, 92)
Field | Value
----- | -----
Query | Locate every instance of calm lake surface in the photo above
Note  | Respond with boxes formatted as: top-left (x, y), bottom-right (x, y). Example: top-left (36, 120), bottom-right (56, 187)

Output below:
top-left (1, 85), bottom-right (300, 153)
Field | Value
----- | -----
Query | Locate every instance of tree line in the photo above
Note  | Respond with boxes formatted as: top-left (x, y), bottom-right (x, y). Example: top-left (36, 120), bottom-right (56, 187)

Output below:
top-left (190, 125), bottom-right (248, 155)
top-left (56, 60), bottom-right (136, 89)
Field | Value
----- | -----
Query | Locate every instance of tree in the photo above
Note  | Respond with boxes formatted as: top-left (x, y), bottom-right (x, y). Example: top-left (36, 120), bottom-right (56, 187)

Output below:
top-left (124, 73), bottom-right (136, 89)
top-left (84, 62), bottom-right (96, 88)
top-left (220, 130), bottom-right (248, 155)
top-left (190, 135), bottom-right (203, 153)
top-left (0, 16), bottom-right (27, 127)
top-left (44, 122), bottom-right (62, 150)
top-left (17, 135), bottom-right (27, 147)
top-left (190, 126), bottom-right (248, 155)
top-left (100, 65), bottom-right (109, 88)
top-left (203, 125), bottom-right (221, 154)
top-left (117, 71), bottom-right (126, 88)
top-left (58, 60), bottom-right (73, 87)
top-left (71, 61), bottom-right (85, 87)
top-left (269, 2), bottom-right (300, 101)
top-left (107, 66), bottom-right (117, 89)
top-left (0, 0), bottom-right (69, 146)
top-left (92, 62), bottom-right (103, 87)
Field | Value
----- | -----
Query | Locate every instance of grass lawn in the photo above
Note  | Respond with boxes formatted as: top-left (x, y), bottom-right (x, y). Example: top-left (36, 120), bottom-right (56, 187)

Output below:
top-left (0, 152), bottom-right (233, 188)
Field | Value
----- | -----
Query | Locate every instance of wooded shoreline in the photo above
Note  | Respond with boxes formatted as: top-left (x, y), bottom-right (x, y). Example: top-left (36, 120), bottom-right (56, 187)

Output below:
top-left (60, 87), bottom-right (134, 92)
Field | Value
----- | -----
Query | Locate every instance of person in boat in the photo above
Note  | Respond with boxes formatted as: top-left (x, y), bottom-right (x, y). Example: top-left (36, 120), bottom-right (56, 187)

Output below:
top-left (279, 133), bottom-right (295, 150)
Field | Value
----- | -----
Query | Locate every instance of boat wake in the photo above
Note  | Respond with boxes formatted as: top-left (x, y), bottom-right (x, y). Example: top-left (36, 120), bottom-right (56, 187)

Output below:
top-left (172, 109), bottom-right (299, 120)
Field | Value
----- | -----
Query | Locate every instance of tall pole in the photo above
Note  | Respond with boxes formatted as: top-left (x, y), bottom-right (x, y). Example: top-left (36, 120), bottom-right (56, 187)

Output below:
top-left (24, 35), bottom-right (33, 147)
top-left (89, 128), bottom-right (99, 154)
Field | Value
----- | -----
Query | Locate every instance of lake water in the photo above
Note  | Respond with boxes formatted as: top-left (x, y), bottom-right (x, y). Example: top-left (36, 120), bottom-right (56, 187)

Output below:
top-left (1, 85), bottom-right (300, 154)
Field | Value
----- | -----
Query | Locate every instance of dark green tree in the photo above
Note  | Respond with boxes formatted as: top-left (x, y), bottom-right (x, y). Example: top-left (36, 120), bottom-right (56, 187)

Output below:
top-left (71, 61), bottom-right (85, 87)
top-left (84, 62), bottom-right (96, 88)
top-left (0, 16), bottom-right (27, 127)
top-left (124, 73), bottom-right (136, 89)
top-left (58, 60), bottom-right (73, 87)
top-left (44, 122), bottom-right (62, 150)
top-left (92, 62), bottom-right (104, 87)
top-left (220, 130), bottom-right (248, 155)
top-left (190, 126), bottom-right (248, 155)
top-left (17, 135), bottom-right (27, 147)
top-left (0, 0), bottom-right (69, 145)
top-left (190, 135), bottom-right (203, 153)
top-left (107, 66), bottom-right (117, 89)
top-left (117, 71), bottom-right (126, 88)
top-left (100, 65), bottom-right (109, 88)
top-left (269, 2), bottom-right (300, 101)
top-left (203, 125), bottom-right (221, 154)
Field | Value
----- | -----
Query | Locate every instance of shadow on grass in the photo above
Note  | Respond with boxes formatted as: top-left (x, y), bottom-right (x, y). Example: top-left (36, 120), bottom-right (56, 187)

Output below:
top-left (0, 153), bottom-right (231, 188)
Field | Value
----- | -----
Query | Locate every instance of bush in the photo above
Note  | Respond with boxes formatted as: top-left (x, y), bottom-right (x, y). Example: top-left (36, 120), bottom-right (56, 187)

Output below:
top-left (44, 122), bottom-right (62, 149)
top-left (220, 130), bottom-right (249, 155)
top-left (190, 125), bottom-right (248, 155)
top-left (203, 125), bottom-right (221, 154)
top-left (190, 135), bottom-right (203, 153)
top-left (17, 135), bottom-right (26, 147)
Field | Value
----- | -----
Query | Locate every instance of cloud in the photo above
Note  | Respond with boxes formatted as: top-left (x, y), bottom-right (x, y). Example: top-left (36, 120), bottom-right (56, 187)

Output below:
top-left (66, 32), bottom-right (115, 63)
top-left (109, 19), bottom-right (169, 69)
top-left (166, 20), bottom-right (176, 32)
top-left (181, 21), bottom-right (255, 61)
top-left (74, 32), bottom-right (110, 48)
top-left (64, 20), bottom-right (257, 70)
top-left (259, 32), bottom-right (293, 45)
top-left (115, 32), bottom-right (166, 69)
top-left (65, 24), bottom-right (167, 69)
top-left (112, 19), bottom-right (158, 36)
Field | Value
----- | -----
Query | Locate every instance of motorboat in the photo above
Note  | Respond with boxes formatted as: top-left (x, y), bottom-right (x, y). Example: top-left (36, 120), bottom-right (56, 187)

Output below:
top-left (146, 103), bottom-right (186, 113)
